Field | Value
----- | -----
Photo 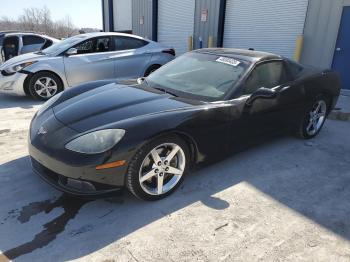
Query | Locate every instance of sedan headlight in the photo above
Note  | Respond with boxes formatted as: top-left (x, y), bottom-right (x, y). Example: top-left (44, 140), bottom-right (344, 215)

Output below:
top-left (3, 61), bottom-right (37, 75)
top-left (65, 129), bottom-right (126, 154)
top-left (36, 92), bottom-right (62, 116)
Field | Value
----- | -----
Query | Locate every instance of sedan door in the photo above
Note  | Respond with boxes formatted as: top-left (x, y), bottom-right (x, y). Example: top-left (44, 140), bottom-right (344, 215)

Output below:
top-left (111, 36), bottom-right (152, 79)
top-left (63, 36), bottom-right (115, 87)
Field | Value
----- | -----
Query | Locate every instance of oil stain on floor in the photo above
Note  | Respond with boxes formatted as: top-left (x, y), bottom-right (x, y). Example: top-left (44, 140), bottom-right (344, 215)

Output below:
top-left (0, 195), bottom-right (91, 261)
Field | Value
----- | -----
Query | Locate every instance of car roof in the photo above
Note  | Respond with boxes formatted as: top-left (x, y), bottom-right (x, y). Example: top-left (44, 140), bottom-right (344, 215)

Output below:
top-left (194, 48), bottom-right (283, 63)
top-left (4, 32), bottom-right (58, 40)
top-left (78, 32), bottom-right (151, 42)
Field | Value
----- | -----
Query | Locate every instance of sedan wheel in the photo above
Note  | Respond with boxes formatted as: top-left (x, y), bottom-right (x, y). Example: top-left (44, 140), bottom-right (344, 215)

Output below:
top-left (34, 77), bottom-right (58, 99)
top-left (127, 136), bottom-right (189, 201)
top-left (28, 72), bottom-right (63, 100)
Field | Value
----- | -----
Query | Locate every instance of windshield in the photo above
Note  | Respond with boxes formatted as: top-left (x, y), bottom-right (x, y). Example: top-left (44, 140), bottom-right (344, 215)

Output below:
top-left (146, 53), bottom-right (249, 101)
top-left (41, 35), bottom-right (88, 55)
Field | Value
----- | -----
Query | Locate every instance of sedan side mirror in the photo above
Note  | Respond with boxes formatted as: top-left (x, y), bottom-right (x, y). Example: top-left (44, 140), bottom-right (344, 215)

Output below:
top-left (246, 87), bottom-right (277, 106)
top-left (137, 77), bottom-right (145, 84)
top-left (66, 48), bottom-right (78, 56)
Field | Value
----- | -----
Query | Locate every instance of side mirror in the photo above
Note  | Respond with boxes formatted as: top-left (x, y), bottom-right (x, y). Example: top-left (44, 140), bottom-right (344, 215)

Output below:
top-left (66, 48), bottom-right (78, 56)
top-left (137, 77), bottom-right (145, 84)
top-left (246, 87), bottom-right (277, 106)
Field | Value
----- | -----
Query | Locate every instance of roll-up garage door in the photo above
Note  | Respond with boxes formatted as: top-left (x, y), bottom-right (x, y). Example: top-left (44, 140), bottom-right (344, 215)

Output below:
top-left (158, 0), bottom-right (195, 55)
top-left (223, 0), bottom-right (309, 58)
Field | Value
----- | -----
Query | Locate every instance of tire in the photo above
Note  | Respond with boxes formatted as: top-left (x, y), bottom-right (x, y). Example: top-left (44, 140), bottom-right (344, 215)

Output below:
top-left (28, 71), bottom-right (63, 100)
top-left (126, 135), bottom-right (190, 201)
top-left (295, 95), bottom-right (329, 139)
top-left (144, 64), bottom-right (161, 77)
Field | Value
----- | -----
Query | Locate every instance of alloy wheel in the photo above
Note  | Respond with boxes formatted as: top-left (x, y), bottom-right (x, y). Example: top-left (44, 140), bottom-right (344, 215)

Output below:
top-left (306, 100), bottom-right (327, 136)
top-left (34, 77), bottom-right (58, 99)
top-left (139, 143), bottom-right (186, 195)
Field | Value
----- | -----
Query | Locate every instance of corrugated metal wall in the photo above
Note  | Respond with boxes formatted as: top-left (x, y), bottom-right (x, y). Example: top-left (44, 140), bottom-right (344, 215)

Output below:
top-left (301, 0), bottom-right (345, 69)
top-left (193, 0), bottom-right (221, 49)
top-left (223, 0), bottom-right (309, 58)
top-left (132, 0), bottom-right (154, 39)
top-left (158, 0), bottom-right (195, 55)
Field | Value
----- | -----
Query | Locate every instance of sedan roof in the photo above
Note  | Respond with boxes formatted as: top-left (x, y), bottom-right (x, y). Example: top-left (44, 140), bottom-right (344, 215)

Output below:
top-left (194, 48), bottom-right (282, 63)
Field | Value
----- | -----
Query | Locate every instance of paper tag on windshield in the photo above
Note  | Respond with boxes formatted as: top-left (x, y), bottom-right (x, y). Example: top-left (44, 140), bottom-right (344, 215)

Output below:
top-left (216, 57), bottom-right (241, 66)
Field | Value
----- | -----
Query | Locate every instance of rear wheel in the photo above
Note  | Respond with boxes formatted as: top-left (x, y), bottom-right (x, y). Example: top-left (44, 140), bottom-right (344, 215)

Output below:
top-left (296, 96), bottom-right (328, 139)
top-left (126, 135), bottom-right (190, 201)
top-left (28, 72), bottom-right (63, 100)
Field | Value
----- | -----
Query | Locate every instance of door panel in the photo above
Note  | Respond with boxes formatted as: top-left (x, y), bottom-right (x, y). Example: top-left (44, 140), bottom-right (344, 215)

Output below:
top-left (112, 50), bottom-right (151, 78)
top-left (64, 52), bottom-right (114, 86)
top-left (332, 6), bottom-right (350, 90)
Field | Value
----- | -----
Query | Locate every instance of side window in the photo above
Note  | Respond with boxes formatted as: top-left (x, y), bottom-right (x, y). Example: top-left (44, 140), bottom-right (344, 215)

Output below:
top-left (22, 35), bottom-right (45, 46)
top-left (243, 61), bottom-right (287, 95)
top-left (113, 36), bottom-right (148, 51)
top-left (75, 39), bottom-right (94, 54)
top-left (42, 39), bottom-right (53, 49)
top-left (75, 37), bottom-right (111, 54)
top-left (96, 37), bottom-right (111, 52)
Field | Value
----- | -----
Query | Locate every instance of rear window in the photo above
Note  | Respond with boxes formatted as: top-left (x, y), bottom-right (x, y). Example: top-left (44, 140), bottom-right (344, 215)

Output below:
top-left (23, 35), bottom-right (45, 46)
top-left (113, 36), bottom-right (148, 51)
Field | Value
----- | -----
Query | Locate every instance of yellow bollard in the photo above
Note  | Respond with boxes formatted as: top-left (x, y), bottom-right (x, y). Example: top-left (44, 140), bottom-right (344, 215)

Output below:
top-left (294, 35), bottom-right (304, 62)
top-left (208, 36), bottom-right (214, 48)
top-left (188, 36), bottom-right (193, 51)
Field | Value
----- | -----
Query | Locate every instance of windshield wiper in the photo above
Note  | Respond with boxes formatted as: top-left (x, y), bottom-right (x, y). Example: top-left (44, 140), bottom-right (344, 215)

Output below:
top-left (153, 87), bottom-right (178, 97)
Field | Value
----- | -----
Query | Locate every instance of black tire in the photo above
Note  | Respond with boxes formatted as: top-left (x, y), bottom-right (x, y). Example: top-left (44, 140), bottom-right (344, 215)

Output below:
top-left (126, 135), bottom-right (190, 201)
top-left (144, 64), bottom-right (161, 77)
top-left (295, 95), bottom-right (329, 139)
top-left (28, 71), bottom-right (63, 100)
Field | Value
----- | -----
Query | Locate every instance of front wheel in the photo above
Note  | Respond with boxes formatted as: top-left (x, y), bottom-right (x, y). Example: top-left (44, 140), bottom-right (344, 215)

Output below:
top-left (126, 135), bottom-right (190, 201)
top-left (296, 96), bottom-right (328, 139)
top-left (28, 72), bottom-right (63, 100)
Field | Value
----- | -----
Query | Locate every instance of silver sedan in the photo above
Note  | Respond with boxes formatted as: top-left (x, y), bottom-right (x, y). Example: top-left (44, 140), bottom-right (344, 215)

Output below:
top-left (0, 32), bottom-right (175, 100)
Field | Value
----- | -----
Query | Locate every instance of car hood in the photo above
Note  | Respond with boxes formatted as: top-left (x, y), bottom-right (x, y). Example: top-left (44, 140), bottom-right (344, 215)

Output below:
top-left (53, 83), bottom-right (196, 132)
top-left (0, 52), bottom-right (47, 69)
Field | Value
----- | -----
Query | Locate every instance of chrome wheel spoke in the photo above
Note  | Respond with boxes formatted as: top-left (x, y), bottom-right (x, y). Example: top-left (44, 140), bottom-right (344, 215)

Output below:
top-left (157, 175), bottom-right (164, 194)
top-left (140, 169), bottom-right (157, 182)
top-left (150, 149), bottom-right (162, 164)
top-left (166, 166), bottom-right (183, 175)
top-left (165, 145), bottom-right (180, 162)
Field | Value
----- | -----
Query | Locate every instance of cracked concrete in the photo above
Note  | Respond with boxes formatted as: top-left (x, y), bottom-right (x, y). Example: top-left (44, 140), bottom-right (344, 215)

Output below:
top-left (0, 93), bottom-right (350, 261)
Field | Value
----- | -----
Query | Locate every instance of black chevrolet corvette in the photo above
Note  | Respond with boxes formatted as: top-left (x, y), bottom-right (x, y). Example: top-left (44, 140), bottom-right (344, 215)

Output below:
top-left (29, 48), bottom-right (340, 200)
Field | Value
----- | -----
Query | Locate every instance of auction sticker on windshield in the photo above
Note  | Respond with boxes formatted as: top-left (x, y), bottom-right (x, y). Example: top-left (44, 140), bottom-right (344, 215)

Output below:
top-left (216, 57), bottom-right (241, 66)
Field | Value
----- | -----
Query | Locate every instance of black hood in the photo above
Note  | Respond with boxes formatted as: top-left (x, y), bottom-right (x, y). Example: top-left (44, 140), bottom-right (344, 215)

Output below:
top-left (53, 84), bottom-right (195, 132)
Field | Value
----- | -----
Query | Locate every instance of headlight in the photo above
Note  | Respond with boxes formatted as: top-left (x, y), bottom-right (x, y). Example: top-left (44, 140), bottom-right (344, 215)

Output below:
top-left (3, 61), bottom-right (37, 75)
top-left (36, 92), bottom-right (62, 116)
top-left (65, 129), bottom-right (126, 154)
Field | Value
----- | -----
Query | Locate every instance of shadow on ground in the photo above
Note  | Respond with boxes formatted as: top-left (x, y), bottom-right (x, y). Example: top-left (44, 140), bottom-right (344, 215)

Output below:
top-left (0, 121), bottom-right (349, 261)
top-left (0, 94), bottom-right (43, 110)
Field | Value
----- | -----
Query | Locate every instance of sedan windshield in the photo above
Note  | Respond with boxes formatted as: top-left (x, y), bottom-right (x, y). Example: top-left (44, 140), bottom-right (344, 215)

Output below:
top-left (41, 35), bottom-right (89, 55)
top-left (147, 52), bottom-right (249, 101)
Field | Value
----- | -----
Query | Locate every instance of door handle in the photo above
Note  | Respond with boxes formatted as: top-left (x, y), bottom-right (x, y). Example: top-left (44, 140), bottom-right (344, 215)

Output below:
top-left (336, 47), bottom-right (342, 52)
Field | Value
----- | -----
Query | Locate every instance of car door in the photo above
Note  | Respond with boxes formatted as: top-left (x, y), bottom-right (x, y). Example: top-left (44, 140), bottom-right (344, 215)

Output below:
top-left (63, 36), bottom-right (115, 87)
top-left (21, 35), bottom-right (46, 54)
top-left (111, 36), bottom-right (152, 79)
top-left (229, 60), bottom-right (291, 146)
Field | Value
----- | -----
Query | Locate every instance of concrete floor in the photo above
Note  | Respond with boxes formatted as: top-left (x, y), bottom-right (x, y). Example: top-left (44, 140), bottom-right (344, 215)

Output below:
top-left (0, 94), bottom-right (350, 262)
